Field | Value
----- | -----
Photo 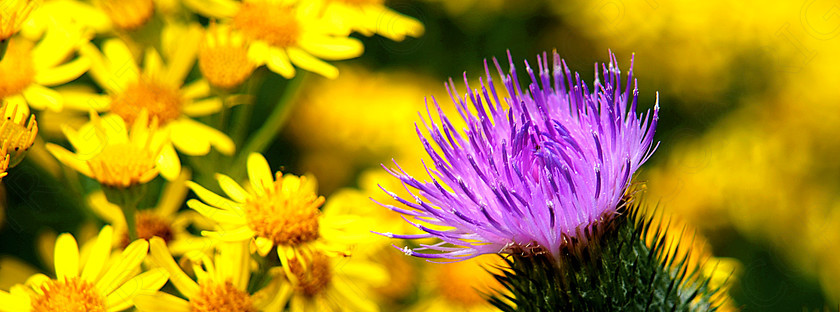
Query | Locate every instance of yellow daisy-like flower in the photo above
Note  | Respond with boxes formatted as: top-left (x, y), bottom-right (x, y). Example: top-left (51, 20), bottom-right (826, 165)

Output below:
top-left (320, 0), bottom-right (424, 41)
top-left (73, 32), bottom-right (234, 157)
top-left (0, 0), bottom-right (35, 43)
top-left (198, 23), bottom-right (256, 90)
top-left (0, 226), bottom-right (169, 311)
top-left (0, 99), bottom-right (37, 168)
top-left (45, 110), bottom-right (179, 188)
top-left (135, 237), bottom-right (287, 311)
top-left (88, 170), bottom-right (217, 255)
top-left (275, 249), bottom-right (387, 312)
top-left (0, 29), bottom-right (89, 112)
top-left (186, 153), bottom-right (371, 272)
top-left (184, 0), bottom-right (363, 79)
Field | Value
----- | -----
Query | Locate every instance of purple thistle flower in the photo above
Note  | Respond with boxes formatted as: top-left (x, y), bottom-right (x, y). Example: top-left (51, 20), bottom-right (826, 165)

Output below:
top-left (376, 51), bottom-right (659, 261)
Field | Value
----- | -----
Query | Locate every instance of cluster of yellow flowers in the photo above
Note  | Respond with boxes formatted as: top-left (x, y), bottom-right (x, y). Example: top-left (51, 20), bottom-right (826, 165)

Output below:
top-left (0, 0), bottom-right (506, 311)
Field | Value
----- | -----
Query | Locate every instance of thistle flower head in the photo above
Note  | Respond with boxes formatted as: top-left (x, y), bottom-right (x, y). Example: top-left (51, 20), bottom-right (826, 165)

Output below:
top-left (378, 51), bottom-right (659, 261)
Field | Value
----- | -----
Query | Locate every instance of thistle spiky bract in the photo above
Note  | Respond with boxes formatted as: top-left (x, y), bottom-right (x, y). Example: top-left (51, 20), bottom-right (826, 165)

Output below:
top-left (487, 199), bottom-right (728, 312)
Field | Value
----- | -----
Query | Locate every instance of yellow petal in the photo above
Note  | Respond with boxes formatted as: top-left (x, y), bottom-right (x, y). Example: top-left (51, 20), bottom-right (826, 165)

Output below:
top-left (254, 236), bottom-right (273, 257)
top-left (97, 113), bottom-right (130, 144)
top-left (32, 26), bottom-right (77, 69)
top-left (81, 225), bottom-right (115, 282)
top-left (167, 236), bottom-right (215, 256)
top-left (287, 47), bottom-right (338, 79)
top-left (216, 173), bottom-right (248, 203)
top-left (247, 153), bottom-right (273, 197)
top-left (35, 57), bottom-right (91, 86)
top-left (186, 200), bottom-right (246, 224)
top-left (201, 226), bottom-right (255, 242)
top-left (102, 39), bottom-right (140, 89)
top-left (181, 79), bottom-right (210, 100)
top-left (299, 36), bottom-right (364, 60)
top-left (45, 143), bottom-right (93, 177)
top-left (265, 48), bottom-right (296, 79)
top-left (157, 143), bottom-right (181, 181)
top-left (80, 42), bottom-right (121, 93)
top-left (143, 48), bottom-right (164, 79)
top-left (163, 24), bottom-right (202, 86)
top-left (169, 118), bottom-right (234, 156)
top-left (22, 84), bottom-right (63, 111)
top-left (134, 291), bottom-right (191, 312)
top-left (105, 268), bottom-right (169, 311)
top-left (87, 192), bottom-right (125, 225)
top-left (247, 41), bottom-right (270, 64)
top-left (182, 98), bottom-right (223, 117)
top-left (54, 233), bottom-right (80, 280)
top-left (186, 182), bottom-right (240, 211)
top-left (149, 237), bottom-right (199, 299)
top-left (96, 239), bottom-right (149, 295)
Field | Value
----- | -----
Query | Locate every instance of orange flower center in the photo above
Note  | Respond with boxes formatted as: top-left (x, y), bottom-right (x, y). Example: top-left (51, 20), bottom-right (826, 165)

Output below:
top-left (31, 277), bottom-right (106, 312)
top-left (0, 39), bottom-right (35, 98)
top-left (111, 78), bottom-right (183, 125)
top-left (88, 143), bottom-right (158, 188)
top-left (232, 1), bottom-right (300, 48)
top-left (97, 0), bottom-right (155, 30)
top-left (120, 211), bottom-right (174, 247)
top-left (244, 173), bottom-right (323, 246)
top-left (190, 281), bottom-right (256, 312)
top-left (199, 32), bottom-right (254, 89)
top-left (288, 251), bottom-right (332, 297)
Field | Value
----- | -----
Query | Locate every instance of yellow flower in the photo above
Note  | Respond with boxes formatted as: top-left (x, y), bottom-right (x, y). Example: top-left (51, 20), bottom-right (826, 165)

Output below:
top-left (184, 0), bottom-right (364, 79)
top-left (0, 226), bottom-right (169, 311)
top-left (186, 153), bottom-right (371, 273)
top-left (135, 237), bottom-right (286, 311)
top-left (46, 110), bottom-right (179, 188)
top-left (198, 23), bottom-right (256, 90)
top-left (0, 0), bottom-right (35, 42)
top-left (0, 31), bottom-right (89, 112)
top-left (0, 99), bottom-right (37, 168)
top-left (71, 32), bottom-right (234, 157)
top-left (320, 0), bottom-right (424, 41)
top-left (88, 169), bottom-right (217, 255)
top-left (275, 249), bottom-right (387, 312)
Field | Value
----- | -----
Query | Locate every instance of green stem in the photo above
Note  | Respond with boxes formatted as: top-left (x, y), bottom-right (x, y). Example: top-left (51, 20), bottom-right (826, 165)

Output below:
top-left (102, 184), bottom-right (147, 241)
top-left (230, 72), bottom-right (308, 180)
top-left (230, 69), bottom-right (268, 150)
